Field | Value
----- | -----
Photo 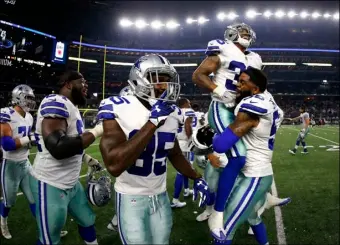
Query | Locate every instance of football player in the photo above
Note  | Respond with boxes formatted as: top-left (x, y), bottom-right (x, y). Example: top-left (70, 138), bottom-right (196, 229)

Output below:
top-left (211, 67), bottom-right (283, 243)
top-left (288, 106), bottom-right (310, 155)
top-left (98, 54), bottom-right (210, 244)
top-left (29, 71), bottom-right (103, 245)
top-left (192, 103), bottom-right (206, 128)
top-left (0, 85), bottom-right (36, 239)
top-left (171, 97), bottom-right (195, 208)
top-left (192, 23), bottom-right (263, 235)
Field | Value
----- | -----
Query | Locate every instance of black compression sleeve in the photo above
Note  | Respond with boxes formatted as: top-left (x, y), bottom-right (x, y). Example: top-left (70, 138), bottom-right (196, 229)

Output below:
top-left (44, 130), bottom-right (83, 160)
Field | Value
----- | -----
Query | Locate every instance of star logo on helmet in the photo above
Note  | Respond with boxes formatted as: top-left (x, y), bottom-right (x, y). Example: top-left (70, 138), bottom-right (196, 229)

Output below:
top-left (134, 57), bottom-right (148, 71)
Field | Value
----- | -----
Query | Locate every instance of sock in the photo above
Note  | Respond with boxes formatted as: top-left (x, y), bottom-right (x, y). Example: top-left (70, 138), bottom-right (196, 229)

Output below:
top-left (78, 225), bottom-right (97, 243)
top-left (0, 202), bottom-right (10, 218)
top-left (251, 222), bottom-right (268, 245)
top-left (301, 141), bottom-right (307, 151)
top-left (214, 239), bottom-right (232, 245)
top-left (206, 204), bottom-right (214, 213)
top-left (207, 192), bottom-right (216, 206)
top-left (173, 173), bottom-right (183, 199)
top-left (29, 203), bottom-right (36, 217)
top-left (214, 157), bottom-right (246, 212)
top-left (294, 140), bottom-right (300, 150)
top-left (183, 176), bottom-right (189, 189)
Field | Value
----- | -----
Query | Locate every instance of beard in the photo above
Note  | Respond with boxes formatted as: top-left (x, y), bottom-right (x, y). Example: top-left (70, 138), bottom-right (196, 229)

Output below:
top-left (71, 87), bottom-right (86, 106)
top-left (236, 90), bottom-right (252, 104)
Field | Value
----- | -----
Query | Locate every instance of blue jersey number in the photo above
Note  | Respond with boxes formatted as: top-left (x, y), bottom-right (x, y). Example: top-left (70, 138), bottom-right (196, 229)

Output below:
top-left (268, 110), bottom-right (279, 150)
top-left (225, 61), bottom-right (246, 91)
top-left (76, 119), bottom-right (84, 154)
top-left (18, 126), bottom-right (31, 137)
top-left (192, 116), bottom-right (198, 127)
top-left (127, 130), bottom-right (176, 177)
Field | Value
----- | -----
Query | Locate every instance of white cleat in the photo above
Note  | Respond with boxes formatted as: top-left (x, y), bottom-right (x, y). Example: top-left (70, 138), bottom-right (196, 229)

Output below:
top-left (265, 193), bottom-right (291, 210)
top-left (289, 149), bottom-right (296, 155)
top-left (183, 189), bottom-right (193, 197)
top-left (248, 227), bottom-right (254, 235)
top-left (196, 209), bottom-right (213, 222)
top-left (171, 200), bottom-right (186, 208)
top-left (107, 215), bottom-right (118, 231)
top-left (1, 223), bottom-right (12, 240)
top-left (60, 230), bottom-right (68, 238)
top-left (301, 151), bottom-right (309, 154)
top-left (208, 210), bottom-right (226, 241)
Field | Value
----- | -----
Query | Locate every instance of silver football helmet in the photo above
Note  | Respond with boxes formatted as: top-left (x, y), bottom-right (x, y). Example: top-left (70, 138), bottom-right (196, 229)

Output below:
top-left (127, 54), bottom-right (181, 106)
top-left (224, 23), bottom-right (256, 48)
top-left (119, 85), bottom-right (134, 96)
top-left (86, 167), bottom-right (112, 207)
top-left (196, 155), bottom-right (209, 170)
top-left (189, 125), bottom-right (215, 156)
top-left (11, 84), bottom-right (36, 112)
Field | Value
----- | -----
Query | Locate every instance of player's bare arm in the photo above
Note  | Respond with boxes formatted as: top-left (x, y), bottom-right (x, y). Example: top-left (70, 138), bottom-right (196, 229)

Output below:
top-left (192, 55), bottom-right (221, 92)
top-left (0, 122), bottom-right (26, 149)
top-left (100, 119), bottom-right (157, 177)
top-left (229, 112), bottom-right (259, 137)
top-left (41, 118), bottom-right (96, 160)
top-left (168, 139), bottom-right (201, 180)
top-left (184, 117), bottom-right (193, 138)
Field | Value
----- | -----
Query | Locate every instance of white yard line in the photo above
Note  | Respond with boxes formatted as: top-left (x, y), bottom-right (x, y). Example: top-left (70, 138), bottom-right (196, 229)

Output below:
top-left (271, 178), bottom-right (287, 245)
top-left (287, 128), bottom-right (339, 145)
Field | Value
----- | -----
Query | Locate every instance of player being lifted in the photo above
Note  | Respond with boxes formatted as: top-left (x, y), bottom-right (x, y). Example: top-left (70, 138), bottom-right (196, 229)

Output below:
top-left (288, 105), bottom-right (311, 155)
top-left (192, 23), bottom-right (289, 238)
top-left (0, 85), bottom-right (36, 239)
top-left (171, 97), bottom-right (195, 208)
top-left (98, 54), bottom-right (210, 244)
top-left (30, 71), bottom-right (103, 245)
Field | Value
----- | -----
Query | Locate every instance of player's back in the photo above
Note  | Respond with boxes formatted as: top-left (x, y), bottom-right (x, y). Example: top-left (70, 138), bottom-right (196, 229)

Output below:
top-left (98, 95), bottom-right (183, 195)
top-left (300, 112), bottom-right (310, 128)
top-left (32, 94), bottom-right (84, 189)
top-left (0, 107), bottom-right (33, 161)
top-left (235, 93), bottom-right (280, 177)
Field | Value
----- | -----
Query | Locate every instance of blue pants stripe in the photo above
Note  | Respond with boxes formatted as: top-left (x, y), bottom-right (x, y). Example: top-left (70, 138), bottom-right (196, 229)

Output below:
top-left (1, 159), bottom-right (7, 206)
top-left (38, 181), bottom-right (52, 244)
top-left (117, 192), bottom-right (128, 245)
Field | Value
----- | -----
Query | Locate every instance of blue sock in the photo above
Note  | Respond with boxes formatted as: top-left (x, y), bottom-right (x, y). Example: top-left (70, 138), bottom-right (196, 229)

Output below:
top-left (214, 157), bottom-right (246, 212)
top-left (207, 192), bottom-right (216, 206)
top-left (0, 202), bottom-right (10, 218)
top-left (173, 173), bottom-right (183, 199)
top-left (214, 239), bottom-right (232, 245)
top-left (29, 203), bottom-right (36, 217)
top-left (78, 225), bottom-right (96, 243)
top-left (301, 141), bottom-right (307, 151)
top-left (251, 222), bottom-right (268, 245)
top-left (183, 176), bottom-right (189, 189)
top-left (294, 140), bottom-right (300, 150)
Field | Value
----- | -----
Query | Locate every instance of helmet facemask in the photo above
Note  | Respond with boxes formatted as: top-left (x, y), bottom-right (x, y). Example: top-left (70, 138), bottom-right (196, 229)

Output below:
top-left (224, 23), bottom-right (256, 48)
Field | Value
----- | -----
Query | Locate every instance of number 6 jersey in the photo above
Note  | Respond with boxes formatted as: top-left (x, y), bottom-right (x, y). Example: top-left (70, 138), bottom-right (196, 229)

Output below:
top-left (31, 94), bottom-right (85, 190)
top-left (97, 95), bottom-right (184, 196)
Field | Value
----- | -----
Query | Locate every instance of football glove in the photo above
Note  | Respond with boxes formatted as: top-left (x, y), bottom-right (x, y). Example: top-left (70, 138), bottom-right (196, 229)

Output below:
top-left (193, 178), bottom-right (210, 208)
top-left (149, 91), bottom-right (175, 127)
top-left (212, 84), bottom-right (235, 108)
top-left (83, 154), bottom-right (103, 172)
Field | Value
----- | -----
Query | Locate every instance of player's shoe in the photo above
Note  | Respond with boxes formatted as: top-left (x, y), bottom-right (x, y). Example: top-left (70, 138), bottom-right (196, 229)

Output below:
top-left (107, 214), bottom-right (118, 231)
top-left (60, 230), bottom-right (68, 238)
top-left (289, 149), bottom-right (296, 155)
top-left (1, 222), bottom-right (12, 239)
top-left (208, 210), bottom-right (226, 241)
top-left (183, 189), bottom-right (193, 197)
top-left (301, 151), bottom-right (309, 154)
top-left (248, 227), bottom-right (254, 235)
top-left (171, 199), bottom-right (186, 208)
top-left (196, 208), bottom-right (213, 222)
top-left (265, 193), bottom-right (291, 209)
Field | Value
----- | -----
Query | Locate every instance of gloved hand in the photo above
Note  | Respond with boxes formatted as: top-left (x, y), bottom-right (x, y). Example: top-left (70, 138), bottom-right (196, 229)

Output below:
top-left (193, 177), bottom-right (210, 208)
top-left (149, 91), bottom-right (175, 127)
top-left (83, 154), bottom-right (103, 172)
top-left (212, 84), bottom-right (235, 108)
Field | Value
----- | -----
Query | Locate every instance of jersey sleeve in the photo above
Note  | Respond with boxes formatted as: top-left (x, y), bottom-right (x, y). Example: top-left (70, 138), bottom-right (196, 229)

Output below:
top-left (205, 39), bottom-right (224, 56)
top-left (239, 94), bottom-right (271, 116)
top-left (184, 109), bottom-right (195, 118)
top-left (40, 94), bottom-right (70, 119)
top-left (246, 51), bottom-right (263, 70)
top-left (96, 97), bottom-right (116, 121)
top-left (0, 108), bottom-right (11, 123)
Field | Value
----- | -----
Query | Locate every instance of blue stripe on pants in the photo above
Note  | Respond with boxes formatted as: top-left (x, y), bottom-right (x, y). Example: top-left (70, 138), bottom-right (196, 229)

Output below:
top-left (1, 159), bottom-right (7, 206)
top-left (38, 181), bottom-right (52, 244)
top-left (116, 192), bottom-right (128, 245)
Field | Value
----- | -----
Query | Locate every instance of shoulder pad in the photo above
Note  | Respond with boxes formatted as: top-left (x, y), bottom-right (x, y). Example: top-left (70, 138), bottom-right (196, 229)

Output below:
top-left (183, 109), bottom-right (195, 117)
top-left (246, 51), bottom-right (262, 70)
top-left (0, 107), bottom-right (12, 123)
top-left (205, 39), bottom-right (226, 56)
top-left (97, 97), bottom-right (117, 121)
top-left (40, 94), bottom-right (70, 119)
top-left (239, 94), bottom-right (273, 116)
top-left (170, 105), bottom-right (184, 124)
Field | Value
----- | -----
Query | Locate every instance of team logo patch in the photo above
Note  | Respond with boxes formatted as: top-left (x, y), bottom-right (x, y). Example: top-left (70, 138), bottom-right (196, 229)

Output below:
top-left (131, 199), bottom-right (137, 206)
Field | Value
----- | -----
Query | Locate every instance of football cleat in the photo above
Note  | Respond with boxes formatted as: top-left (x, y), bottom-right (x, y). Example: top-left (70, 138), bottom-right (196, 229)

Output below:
top-left (196, 209), bottom-right (212, 222)
top-left (208, 210), bottom-right (226, 241)
top-left (248, 227), bottom-right (254, 235)
top-left (265, 193), bottom-right (291, 210)
top-left (1, 222), bottom-right (12, 239)
top-left (171, 200), bottom-right (186, 208)
top-left (289, 149), bottom-right (296, 155)
top-left (60, 230), bottom-right (68, 238)
top-left (183, 189), bottom-right (193, 197)
top-left (107, 215), bottom-right (118, 231)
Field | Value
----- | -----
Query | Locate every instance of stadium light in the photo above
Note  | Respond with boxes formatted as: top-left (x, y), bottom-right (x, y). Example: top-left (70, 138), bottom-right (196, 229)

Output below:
top-left (120, 18), bottom-right (133, 27)
top-left (262, 62), bottom-right (296, 66)
top-left (106, 61), bottom-right (134, 66)
top-left (322, 80), bottom-right (328, 83)
top-left (186, 17), bottom-right (195, 24)
top-left (263, 10), bottom-right (273, 18)
top-left (300, 11), bottom-right (309, 19)
top-left (151, 20), bottom-right (164, 29)
top-left (172, 63), bottom-right (198, 67)
top-left (246, 10), bottom-right (260, 19)
top-left (302, 63), bottom-right (332, 67)
top-left (334, 12), bottom-right (339, 20)
top-left (287, 10), bottom-right (297, 18)
top-left (312, 12), bottom-right (321, 19)
top-left (227, 12), bottom-right (239, 20)
top-left (69, 57), bottom-right (98, 63)
top-left (135, 19), bottom-right (148, 29)
top-left (166, 20), bottom-right (180, 29)
top-left (323, 13), bottom-right (331, 18)
top-left (275, 10), bottom-right (286, 18)
top-left (198, 16), bottom-right (209, 24)
top-left (217, 12), bottom-right (226, 21)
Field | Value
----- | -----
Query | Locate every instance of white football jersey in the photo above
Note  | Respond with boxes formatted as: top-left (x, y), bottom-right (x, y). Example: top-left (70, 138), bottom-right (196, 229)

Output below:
top-left (177, 108), bottom-right (195, 152)
top-left (32, 94), bottom-right (85, 190)
top-left (0, 107), bottom-right (33, 161)
top-left (206, 39), bottom-right (262, 107)
top-left (235, 92), bottom-right (280, 177)
top-left (300, 112), bottom-right (310, 128)
top-left (97, 95), bottom-right (183, 195)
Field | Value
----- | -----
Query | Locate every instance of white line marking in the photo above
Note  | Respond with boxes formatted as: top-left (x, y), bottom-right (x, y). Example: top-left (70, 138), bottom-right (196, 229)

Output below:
top-left (271, 178), bottom-right (287, 245)
top-left (287, 128), bottom-right (339, 145)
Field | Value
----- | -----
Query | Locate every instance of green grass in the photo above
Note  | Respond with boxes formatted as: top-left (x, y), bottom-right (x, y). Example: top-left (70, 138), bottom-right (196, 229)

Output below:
top-left (1, 126), bottom-right (339, 244)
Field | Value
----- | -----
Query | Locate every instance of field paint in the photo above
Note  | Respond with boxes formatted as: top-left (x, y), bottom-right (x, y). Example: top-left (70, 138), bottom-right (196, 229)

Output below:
top-left (287, 128), bottom-right (339, 145)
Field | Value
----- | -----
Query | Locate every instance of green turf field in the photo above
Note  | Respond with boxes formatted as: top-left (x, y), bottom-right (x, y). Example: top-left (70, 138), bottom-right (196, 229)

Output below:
top-left (1, 125), bottom-right (339, 244)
